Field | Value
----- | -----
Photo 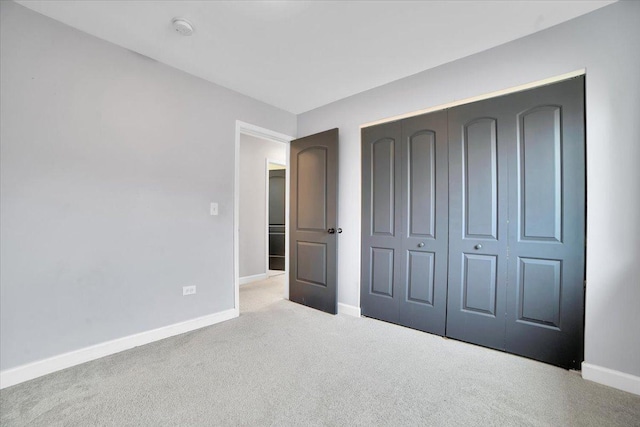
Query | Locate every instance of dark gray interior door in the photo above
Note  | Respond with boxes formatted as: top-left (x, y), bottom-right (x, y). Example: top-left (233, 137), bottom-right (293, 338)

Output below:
top-left (360, 77), bottom-right (585, 369)
top-left (361, 121), bottom-right (402, 323)
top-left (446, 98), bottom-right (510, 350)
top-left (504, 77), bottom-right (585, 369)
top-left (289, 129), bottom-right (339, 314)
top-left (398, 112), bottom-right (449, 334)
top-left (446, 77), bottom-right (585, 368)
top-left (361, 111), bottom-right (448, 335)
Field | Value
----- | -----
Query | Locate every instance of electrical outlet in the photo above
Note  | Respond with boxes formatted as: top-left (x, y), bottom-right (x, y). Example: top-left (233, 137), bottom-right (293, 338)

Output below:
top-left (183, 285), bottom-right (196, 296)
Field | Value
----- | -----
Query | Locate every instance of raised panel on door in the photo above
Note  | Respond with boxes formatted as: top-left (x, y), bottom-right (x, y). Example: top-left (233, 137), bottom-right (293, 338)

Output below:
top-left (519, 106), bottom-right (562, 242)
top-left (464, 119), bottom-right (498, 239)
top-left (446, 99), bottom-right (509, 350)
top-left (370, 247), bottom-right (394, 297)
top-left (406, 251), bottom-right (435, 304)
top-left (462, 254), bottom-right (498, 316)
top-left (296, 242), bottom-right (327, 287)
top-left (408, 131), bottom-right (435, 239)
top-left (361, 121), bottom-right (402, 323)
top-left (505, 77), bottom-right (585, 369)
top-left (296, 147), bottom-right (327, 230)
top-left (290, 129), bottom-right (338, 314)
top-left (398, 111), bottom-right (448, 335)
top-left (517, 258), bottom-right (562, 328)
top-left (372, 138), bottom-right (396, 236)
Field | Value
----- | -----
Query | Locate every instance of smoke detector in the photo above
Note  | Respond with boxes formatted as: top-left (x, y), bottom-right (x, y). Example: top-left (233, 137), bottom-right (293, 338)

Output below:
top-left (172, 18), bottom-right (194, 36)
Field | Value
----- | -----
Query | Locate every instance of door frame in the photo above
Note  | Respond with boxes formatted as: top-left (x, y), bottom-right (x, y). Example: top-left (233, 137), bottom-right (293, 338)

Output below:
top-left (265, 158), bottom-right (286, 277)
top-left (234, 120), bottom-right (294, 313)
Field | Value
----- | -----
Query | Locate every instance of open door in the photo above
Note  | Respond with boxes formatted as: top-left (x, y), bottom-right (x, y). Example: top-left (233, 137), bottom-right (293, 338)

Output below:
top-left (289, 129), bottom-right (339, 314)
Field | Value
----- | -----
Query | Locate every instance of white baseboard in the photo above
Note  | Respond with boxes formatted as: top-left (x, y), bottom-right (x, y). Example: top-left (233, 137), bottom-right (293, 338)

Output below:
top-left (0, 308), bottom-right (238, 390)
top-left (338, 303), bottom-right (361, 317)
top-left (582, 362), bottom-right (640, 396)
top-left (239, 273), bottom-right (268, 286)
top-left (268, 270), bottom-right (286, 277)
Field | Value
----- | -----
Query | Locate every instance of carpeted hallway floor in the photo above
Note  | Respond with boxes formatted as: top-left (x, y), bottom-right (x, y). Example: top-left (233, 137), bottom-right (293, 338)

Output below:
top-left (1, 275), bottom-right (639, 426)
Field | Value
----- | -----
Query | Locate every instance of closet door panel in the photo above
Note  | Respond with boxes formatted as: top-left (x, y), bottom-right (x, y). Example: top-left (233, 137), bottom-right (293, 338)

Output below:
top-left (446, 99), bottom-right (511, 350)
top-left (398, 111), bottom-right (448, 335)
top-left (361, 121), bottom-right (403, 323)
top-left (505, 77), bottom-right (585, 369)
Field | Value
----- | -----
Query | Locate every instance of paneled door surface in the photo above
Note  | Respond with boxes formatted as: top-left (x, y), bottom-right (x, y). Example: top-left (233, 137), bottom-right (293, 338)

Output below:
top-left (361, 77), bottom-right (585, 369)
top-left (504, 78), bottom-right (585, 369)
top-left (289, 129), bottom-right (339, 314)
top-left (446, 97), bottom-right (511, 350)
top-left (447, 77), bottom-right (585, 368)
top-left (399, 112), bottom-right (449, 334)
top-left (361, 111), bottom-right (449, 335)
top-left (361, 121), bottom-right (402, 323)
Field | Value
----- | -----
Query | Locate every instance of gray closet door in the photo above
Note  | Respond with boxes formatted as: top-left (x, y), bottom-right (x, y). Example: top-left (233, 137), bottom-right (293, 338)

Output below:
top-left (290, 129), bottom-right (339, 314)
top-left (361, 121), bottom-right (402, 323)
top-left (446, 77), bottom-right (585, 367)
top-left (446, 99), bottom-right (510, 350)
top-left (504, 77), bottom-right (585, 369)
top-left (361, 111), bottom-right (448, 335)
top-left (398, 112), bottom-right (449, 334)
top-left (361, 77), bottom-right (585, 369)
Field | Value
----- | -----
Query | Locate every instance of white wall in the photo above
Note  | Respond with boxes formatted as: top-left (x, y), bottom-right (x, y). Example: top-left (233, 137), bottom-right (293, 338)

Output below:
top-left (298, 1), bottom-right (640, 380)
top-left (0, 1), bottom-right (296, 371)
top-left (239, 134), bottom-right (286, 278)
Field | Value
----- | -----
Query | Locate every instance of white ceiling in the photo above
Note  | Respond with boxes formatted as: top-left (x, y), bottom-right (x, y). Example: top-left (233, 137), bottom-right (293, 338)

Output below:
top-left (16, 0), bottom-right (614, 114)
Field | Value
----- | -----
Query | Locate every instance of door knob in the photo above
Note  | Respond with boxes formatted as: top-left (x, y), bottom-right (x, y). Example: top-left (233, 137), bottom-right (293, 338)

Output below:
top-left (417, 242), bottom-right (425, 248)
top-left (475, 244), bottom-right (483, 250)
top-left (328, 228), bottom-right (336, 234)
top-left (337, 228), bottom-right (342, 234)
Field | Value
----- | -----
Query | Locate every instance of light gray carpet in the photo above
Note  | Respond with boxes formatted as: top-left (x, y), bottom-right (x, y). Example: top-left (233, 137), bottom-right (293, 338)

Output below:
top-left (2, 275), bottom-right (639, 426)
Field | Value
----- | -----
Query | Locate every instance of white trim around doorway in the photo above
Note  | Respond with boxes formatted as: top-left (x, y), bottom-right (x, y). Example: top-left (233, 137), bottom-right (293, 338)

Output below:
top-left (234, 121), bottom-right (294, 313)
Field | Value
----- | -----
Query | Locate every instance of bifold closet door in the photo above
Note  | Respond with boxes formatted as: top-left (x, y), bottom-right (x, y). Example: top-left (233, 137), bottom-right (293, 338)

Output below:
top-left (361, 111), bottom-right (448, 335)
top-left (361, 121), bottom-right (402, 324)
top-left (446, 77), bottom-right (585, 368)
top-left (361, 77), bottom-right (585, 369)
top-left (504, 77), bottom-right (585, 369)
top-left (446, 98), bottom-right (510, 350)
top-left (397, 112), bottom-right (448, 334)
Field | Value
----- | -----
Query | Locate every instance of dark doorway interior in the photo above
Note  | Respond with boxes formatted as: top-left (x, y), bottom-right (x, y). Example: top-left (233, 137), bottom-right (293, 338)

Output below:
top-left (268, 168), bottom-right (286, 271)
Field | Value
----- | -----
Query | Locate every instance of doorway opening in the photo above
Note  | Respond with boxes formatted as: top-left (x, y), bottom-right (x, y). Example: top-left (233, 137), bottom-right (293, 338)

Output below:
top-left (234, 121), bottom-right (294, 314)
top-left (267, 161), bottom-right (286, 276)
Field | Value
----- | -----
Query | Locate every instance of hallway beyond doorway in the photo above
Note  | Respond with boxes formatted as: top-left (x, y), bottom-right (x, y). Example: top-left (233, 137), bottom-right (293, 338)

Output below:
top-left (240, 274), bottom-right (285, 313)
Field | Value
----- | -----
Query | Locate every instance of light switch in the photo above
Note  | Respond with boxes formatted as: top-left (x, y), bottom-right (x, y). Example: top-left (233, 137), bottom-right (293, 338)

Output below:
top-left (210, 202), bottom-right (218, 216)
